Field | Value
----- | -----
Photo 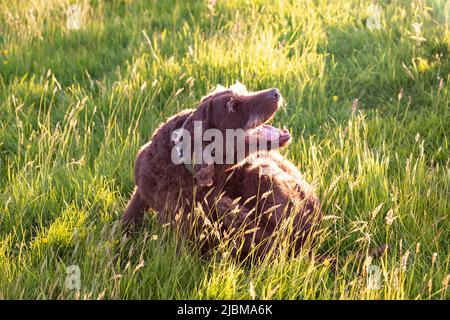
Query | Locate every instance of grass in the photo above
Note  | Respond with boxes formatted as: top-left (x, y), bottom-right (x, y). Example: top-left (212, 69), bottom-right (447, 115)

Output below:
top-left (0, 0), bottom-right (449, 299)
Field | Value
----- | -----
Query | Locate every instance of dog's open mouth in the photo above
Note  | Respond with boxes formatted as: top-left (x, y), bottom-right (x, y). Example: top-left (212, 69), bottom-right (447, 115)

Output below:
top-left (245, 124), bottom-right (291, 147)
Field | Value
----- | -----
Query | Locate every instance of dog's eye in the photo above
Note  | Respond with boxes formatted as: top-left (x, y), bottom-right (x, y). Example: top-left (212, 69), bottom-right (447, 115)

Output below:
top-left (227, 101), bottom-right (238, 114)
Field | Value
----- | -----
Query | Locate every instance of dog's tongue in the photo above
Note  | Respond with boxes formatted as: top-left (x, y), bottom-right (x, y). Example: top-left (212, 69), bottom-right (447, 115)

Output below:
top-left (247, 124), bottom-right (291, 146)
top-left (260, 124), bottom-right (279, 140)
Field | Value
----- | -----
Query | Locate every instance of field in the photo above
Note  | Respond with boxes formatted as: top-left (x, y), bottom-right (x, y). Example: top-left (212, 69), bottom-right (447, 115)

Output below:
top-left (0, 0), bottom-right (449, 299)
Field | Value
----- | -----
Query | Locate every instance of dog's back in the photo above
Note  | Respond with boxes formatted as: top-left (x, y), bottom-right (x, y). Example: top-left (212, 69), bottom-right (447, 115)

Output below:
top-left (123, 109), bottom-right (195, 228)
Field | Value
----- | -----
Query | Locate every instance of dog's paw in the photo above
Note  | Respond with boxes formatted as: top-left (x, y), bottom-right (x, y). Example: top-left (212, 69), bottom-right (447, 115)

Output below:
top-left (195, 164), bottom-right (214, 187)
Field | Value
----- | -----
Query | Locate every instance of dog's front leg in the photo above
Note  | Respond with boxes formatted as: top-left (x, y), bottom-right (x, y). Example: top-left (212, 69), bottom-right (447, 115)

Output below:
top-left (207, 197), bottom-right (272, 262)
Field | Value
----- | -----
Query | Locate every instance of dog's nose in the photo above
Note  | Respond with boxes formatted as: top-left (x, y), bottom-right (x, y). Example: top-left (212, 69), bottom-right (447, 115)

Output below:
top-left (269, 88), bottom-right (280, 102)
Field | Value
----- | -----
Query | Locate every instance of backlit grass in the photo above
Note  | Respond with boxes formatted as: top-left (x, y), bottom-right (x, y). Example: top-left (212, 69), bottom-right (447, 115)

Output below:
top-left (0, 0), bottom-right (449, 299)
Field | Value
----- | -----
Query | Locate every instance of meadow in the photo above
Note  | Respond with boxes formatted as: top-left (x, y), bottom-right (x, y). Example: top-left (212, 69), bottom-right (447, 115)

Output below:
top-left (0, 0), bottom-right (449, 299)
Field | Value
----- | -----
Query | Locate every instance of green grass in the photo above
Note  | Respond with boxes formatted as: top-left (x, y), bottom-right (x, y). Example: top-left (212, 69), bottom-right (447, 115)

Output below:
top-left (0, 0), bottom-right (449, 299)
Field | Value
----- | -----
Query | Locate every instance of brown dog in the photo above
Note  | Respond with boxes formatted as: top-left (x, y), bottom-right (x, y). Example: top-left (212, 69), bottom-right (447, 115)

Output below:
top-left (122, 83), bottom-right (322, 261)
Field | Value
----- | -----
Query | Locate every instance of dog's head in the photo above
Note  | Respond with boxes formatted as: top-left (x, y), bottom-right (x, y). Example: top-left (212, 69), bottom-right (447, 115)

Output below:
top-left (197, 82), bottom-right (291, 148)
top-left (184, 83), bottom-right (291, 187)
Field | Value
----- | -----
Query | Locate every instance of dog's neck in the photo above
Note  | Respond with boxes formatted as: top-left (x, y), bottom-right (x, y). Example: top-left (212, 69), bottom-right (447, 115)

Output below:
top-left (171, 110), bottom-right (257, 177)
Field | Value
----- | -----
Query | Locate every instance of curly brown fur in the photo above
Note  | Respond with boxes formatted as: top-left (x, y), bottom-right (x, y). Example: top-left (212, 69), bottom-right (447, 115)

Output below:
top-left (122, 83), bottom-right (322, 262)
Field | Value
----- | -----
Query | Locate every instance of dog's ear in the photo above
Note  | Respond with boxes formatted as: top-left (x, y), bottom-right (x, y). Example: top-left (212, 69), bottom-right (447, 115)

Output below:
top-left (193, 98), bottom-right (212, 128)
top-left (195, 99), bottom-right (213, 188)
top-left (190, 99), bottom-right (215, 188)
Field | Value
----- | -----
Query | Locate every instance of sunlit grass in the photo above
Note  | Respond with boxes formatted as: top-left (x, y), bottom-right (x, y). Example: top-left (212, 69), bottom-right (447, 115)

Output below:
top-left (0, 0), bottom-right (448, 299)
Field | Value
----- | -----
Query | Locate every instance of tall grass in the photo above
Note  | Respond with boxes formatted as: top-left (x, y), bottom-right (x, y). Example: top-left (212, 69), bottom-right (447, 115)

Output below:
top-left (0, 0), bottom-right (449, 299)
